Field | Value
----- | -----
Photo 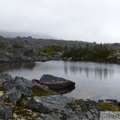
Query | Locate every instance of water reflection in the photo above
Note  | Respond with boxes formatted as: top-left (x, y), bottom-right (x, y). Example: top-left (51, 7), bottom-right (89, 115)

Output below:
top-left (0, 62), bottom-right (35, 73)
top-left (64, 61), bottom-right (114, 79)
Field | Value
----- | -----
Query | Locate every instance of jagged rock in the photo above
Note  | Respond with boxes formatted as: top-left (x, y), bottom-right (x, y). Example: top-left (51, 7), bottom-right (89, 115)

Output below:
top-left (39, 74), bottom-right (75, 92)
top-left (2, 76), bottom-right (35, 90)
top-left (0, 73), bottom-right (12, 80)
top-left (0, 73), bottom-right (13, 85)
top-left (2, 76), bottom-right (50, 92)
top-left (1, 85), bottom-right (33, 105)
top-left (1, 76), bottom-right (54, 105)
top-left (1, 87), bottom-right (21, 105)
top-left (34, 99), bottom-right (100, 120)
top-left (0, 103), bottom-right (12, 119)
top-left (24, 95), bottom-right (75, 113)
top-left (35, 110), bottom-right (80, 120)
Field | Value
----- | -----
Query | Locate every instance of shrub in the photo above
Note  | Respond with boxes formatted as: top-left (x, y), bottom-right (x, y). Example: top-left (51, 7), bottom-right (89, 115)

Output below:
top-left (0, 41), bottom-right (6, 49)
top-left (13, 44), bottom-right (24, 49)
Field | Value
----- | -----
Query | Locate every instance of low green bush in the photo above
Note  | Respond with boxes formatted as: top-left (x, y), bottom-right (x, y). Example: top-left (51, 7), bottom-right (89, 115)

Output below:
top-left (13, 44), bottom-right (24, 49)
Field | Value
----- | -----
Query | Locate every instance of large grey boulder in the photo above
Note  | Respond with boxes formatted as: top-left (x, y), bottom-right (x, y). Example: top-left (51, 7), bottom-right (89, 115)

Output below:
top-left (39, 74), bottom-right (75, 92)
top-left (0, 104), bottom-right (12, 119)
top-left (24, 95), bottom-right (75, 113)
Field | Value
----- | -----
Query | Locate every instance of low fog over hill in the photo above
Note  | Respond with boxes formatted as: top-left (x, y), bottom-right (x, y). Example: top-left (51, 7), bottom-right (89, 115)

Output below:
top-left (0, 31), bottom-right (54, 39)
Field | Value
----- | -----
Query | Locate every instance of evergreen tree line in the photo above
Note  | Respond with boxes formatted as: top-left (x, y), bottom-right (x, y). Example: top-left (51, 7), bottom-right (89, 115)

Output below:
top-left (62, 44), bottom-right (117, 62)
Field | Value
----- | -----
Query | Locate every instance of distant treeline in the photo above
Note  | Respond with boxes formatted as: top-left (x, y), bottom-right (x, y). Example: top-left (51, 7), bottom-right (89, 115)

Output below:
top-left (62, 44), bottom-right (117, 62)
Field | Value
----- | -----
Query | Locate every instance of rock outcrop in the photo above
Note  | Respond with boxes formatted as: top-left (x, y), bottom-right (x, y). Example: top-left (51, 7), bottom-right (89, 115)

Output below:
top-left (24, 95), bottom-right (75, 113)
top-left (0, 74), bottom-right (55, 105)
top-left (39, 74), bottom-right (75, 93)
top-left (0, 73), bottom-right (119, 119)
top-left (34, 99), bottom-right (100, 120)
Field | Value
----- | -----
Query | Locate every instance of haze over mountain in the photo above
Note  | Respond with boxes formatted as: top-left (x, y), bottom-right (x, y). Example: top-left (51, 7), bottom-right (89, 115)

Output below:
top-left (0, 0), bottom-right (120, 43)
top-left (0, 31), bottom-right (54, 39)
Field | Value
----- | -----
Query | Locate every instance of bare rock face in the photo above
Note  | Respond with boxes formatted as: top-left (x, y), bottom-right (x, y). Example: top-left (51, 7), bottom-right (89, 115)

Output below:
top-left (24, 95), bottom-right (75, 113)
top-left (39, 74), bottom-right (75, 93)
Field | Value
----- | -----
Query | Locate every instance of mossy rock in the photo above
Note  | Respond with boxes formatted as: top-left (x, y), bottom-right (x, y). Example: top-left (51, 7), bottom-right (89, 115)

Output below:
top-left (13, 107), bottom-right (42, 120)
top-left (66, 100), bottom-right (84, 108)
top-left (30, 86), bottom-right (56, 96)
top-left (16, 86), bottom-right (56, 106)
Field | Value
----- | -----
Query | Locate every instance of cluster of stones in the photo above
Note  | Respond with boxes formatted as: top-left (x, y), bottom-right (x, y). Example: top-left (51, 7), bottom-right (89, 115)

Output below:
top-left (0, 73), bottom-right (119, 120)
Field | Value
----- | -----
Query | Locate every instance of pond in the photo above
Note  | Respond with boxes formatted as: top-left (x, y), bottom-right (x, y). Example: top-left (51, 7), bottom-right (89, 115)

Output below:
top-left (1, 60), bottom-right (120, 101)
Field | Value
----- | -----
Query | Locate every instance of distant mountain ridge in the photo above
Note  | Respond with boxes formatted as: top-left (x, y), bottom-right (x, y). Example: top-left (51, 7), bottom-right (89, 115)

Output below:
top-left (0, 31), bottom-right (54, 39)
top-left (0, 35), bottom-right (90, 49)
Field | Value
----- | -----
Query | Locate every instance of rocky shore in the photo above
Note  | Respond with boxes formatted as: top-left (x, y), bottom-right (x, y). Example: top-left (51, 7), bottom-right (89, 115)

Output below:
top-left (0, 36), bottom-right (119, 64)
top-left (0, 36), bottom-right (89, 63)
top-left (0, 73), bottom-right (120, 120)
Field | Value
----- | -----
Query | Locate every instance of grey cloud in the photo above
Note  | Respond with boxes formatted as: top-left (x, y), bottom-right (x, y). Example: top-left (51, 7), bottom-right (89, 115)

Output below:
top-left (0, 0), bottom-right (120, 43)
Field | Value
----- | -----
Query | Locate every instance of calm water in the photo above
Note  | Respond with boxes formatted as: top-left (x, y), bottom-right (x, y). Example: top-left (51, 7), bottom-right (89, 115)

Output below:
top-left (1, 60), bottom-right (120, 101)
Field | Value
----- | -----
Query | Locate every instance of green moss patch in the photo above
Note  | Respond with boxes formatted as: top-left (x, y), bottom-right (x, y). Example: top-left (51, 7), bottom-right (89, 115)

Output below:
top-left (16, 86), bottom-right (56, 106)
top-left (96, 102), bottom-right (120, 111)
top-left (13, 44), bottom-right (24, 49)
top-left (66, 100), bottom-right (84, 108)
top-left (30, 86), bottom-right (56, 96)
top-left (13, 107), bottom-right (42, 120)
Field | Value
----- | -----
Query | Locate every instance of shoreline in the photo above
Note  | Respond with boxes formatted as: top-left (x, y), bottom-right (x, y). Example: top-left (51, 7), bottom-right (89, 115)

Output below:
top-left (0, 58), bottom-right (118, 64)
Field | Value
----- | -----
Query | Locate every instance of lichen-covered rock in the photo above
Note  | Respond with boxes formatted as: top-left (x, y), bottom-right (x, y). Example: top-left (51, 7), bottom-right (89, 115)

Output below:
top-left (0, 103), bottom-right (12, 119)
top-left (39, 74), bottom-right (75, 92)
top-left (24, 95), bottom-right (75, 113)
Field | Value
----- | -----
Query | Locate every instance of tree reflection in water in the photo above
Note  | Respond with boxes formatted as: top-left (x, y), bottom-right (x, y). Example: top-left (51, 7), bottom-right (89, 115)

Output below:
top-left (63, 61), bottom-right (114, 79)
top-left (0, 62), bottom-right (35, 73)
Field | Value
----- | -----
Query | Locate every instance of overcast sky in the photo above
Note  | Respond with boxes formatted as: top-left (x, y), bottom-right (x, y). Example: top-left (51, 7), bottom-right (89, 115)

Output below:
top-left (0, 0), bottom-right (120, 43)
